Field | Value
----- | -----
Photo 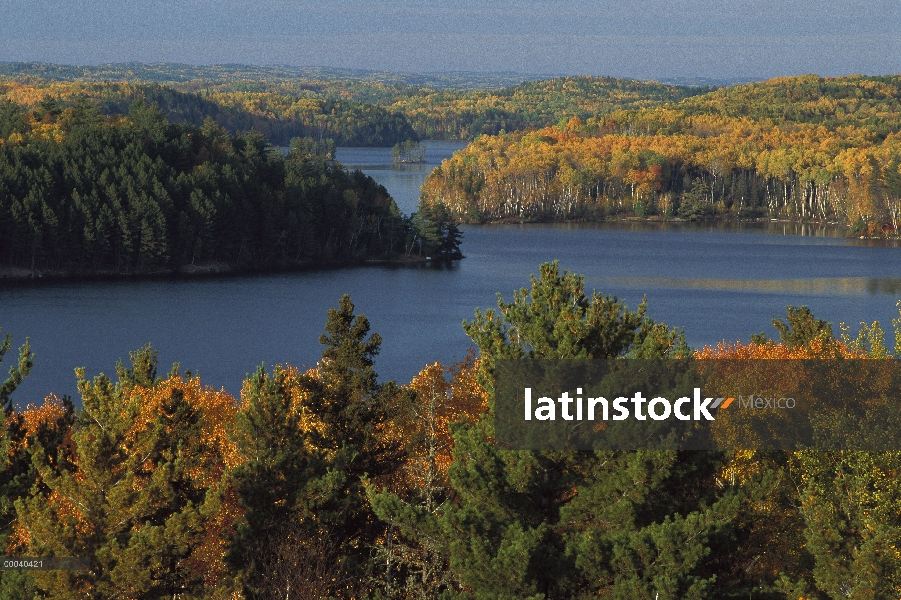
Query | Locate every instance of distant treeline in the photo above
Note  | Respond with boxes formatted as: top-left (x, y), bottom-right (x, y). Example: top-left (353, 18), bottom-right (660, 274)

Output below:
top-left (386, 76), bottom-right (709, 140)
top-left (0, 99), bottom-right (459, 276)
top-left (0, 81), bottom-right (418, 147)
top-left (0, 67), bottom-right (707, 143)
top-left (420, 75), bottom-right (901, 232)
top-left (0, 61), bottom-right (543, 90)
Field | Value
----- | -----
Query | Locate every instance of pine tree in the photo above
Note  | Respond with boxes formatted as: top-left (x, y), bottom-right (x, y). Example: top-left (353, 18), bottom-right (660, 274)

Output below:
top-left (226, 365), bottom-right (323, 598)
top-left (773, 306), bottom-right (833, 350)
top-left (303, 294), bottom-right (404, 589)
top-left (16, 346), bottom-right (225, 598)
top-left (226, 295), bottom-right (403, 597)
top-left (0, 329), bottom-right (34, 543)
top-left (421, 263), bottom-right (734, 598)
top-left (0, 329), bottom-right (40, 600)
top-left (798, 449), bottom-right (901, 598)
top-left (409, 202), bottom-right (463, 261)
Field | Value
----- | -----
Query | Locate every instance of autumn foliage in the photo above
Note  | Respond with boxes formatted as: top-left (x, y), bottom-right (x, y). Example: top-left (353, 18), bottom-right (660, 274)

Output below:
top-left (1, 284), bottom-right (901, 597)
top-left (422, 75), bottom-right (901, 231)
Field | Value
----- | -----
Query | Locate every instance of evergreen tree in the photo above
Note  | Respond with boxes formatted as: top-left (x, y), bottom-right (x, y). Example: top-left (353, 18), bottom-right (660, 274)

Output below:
top-left (773, 306), bottom-right (833, 349)
top-left (227, 365), bottom-right (323, 598)
top-left (0, 98), bottom-right (412, 276)
top-left (227, 295), bottom-right (403, 597)
top-left (16, 346), bottom-right (221, 598)
top-left (797, 449), bottom-right (901, 598)
top-left (0, 329), bottom-right (40, 600)
top-left (409, 202), bottom-right (463, 261)
top-left (302, 295), bottom-right (404, 589)
top-left (388, 263), bottom-right (735, 598)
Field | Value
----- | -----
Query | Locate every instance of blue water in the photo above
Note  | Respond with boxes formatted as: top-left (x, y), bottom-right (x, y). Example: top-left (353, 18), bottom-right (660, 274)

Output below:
top-left (1, 145), bottom-right (900, 405)
top-left (337, 140), bottom-right (468, 215)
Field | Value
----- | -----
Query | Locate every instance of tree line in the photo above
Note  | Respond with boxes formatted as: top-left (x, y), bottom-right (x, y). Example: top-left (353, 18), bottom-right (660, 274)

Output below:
top-left (0, 98), bottom-right (460, 276)
top-left (420, 75), bottom-right (901, 233)
top-left (1, 71), bottom-right (707, 143)
top-left (385, 76), bottom-right (708, 141)
top-left (1, 263), bottom-right (901, 598)
top-left (0, 81), bottom-right (419, 147)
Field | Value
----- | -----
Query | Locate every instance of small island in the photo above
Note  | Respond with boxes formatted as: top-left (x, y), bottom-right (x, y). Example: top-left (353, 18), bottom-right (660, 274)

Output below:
top-left (390, 139), bottom-right (426, 164)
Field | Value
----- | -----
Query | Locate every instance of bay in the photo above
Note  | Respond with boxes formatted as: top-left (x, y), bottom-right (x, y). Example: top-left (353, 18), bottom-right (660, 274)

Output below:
top-left (336, 140), bottom-right (469, 215)
top-left (1, 144), bottom-right (900, 405)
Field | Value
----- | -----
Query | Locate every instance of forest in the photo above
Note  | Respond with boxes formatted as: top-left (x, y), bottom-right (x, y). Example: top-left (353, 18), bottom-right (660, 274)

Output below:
top-left (0, 80), bottom-right (419, 147)
top-left (0, 63), bottom-right (706, 144)
top-left (0, 65), bottom-right (702, 277)
top-left (380, 77), bottom-right (708, 140)
top-left (1, 262), bottom-right (900, 598)
top-left (0, 97), bottom-right (460, 277)
top-left (2, 64), bottom-right (901, 597)
top-left (420, 75), bottom-right (901, 233)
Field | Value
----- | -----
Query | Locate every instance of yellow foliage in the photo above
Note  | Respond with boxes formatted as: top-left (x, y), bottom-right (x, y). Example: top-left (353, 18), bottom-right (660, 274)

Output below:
top-left (694, 338), bottom-right (868, 360)
top-left (401, 354), bottom-right (488, 482)
top-left (125, 374), bottom-right (240, 481)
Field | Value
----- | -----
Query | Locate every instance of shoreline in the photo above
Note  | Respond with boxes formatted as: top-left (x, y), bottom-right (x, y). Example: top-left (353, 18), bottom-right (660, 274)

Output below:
top-left (3, 215), bottom-right (895, 285)
top-left (463, 214), bottom-right (901, 240)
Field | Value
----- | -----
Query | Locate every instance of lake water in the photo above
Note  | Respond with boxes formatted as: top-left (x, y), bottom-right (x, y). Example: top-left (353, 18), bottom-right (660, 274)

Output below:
top-left (336, 140), bottom-right (469, 215)
top-left (2, 144), bottom-right (901, 404)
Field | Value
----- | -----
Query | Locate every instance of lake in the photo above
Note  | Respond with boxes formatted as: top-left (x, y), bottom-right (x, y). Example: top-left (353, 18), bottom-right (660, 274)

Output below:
top-left (2, 143), bottom-right (900, 404)
top-left (335, 140), bottom-right (469, 215)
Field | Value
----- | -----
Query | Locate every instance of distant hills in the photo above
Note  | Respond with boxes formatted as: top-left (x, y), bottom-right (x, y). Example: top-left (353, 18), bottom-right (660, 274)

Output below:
top-left (3, 63), bottom-right (899, 254)
top-left (0, 62), bottom-right (713, 143)
top-left (0, 62), bottom-right (550, 90)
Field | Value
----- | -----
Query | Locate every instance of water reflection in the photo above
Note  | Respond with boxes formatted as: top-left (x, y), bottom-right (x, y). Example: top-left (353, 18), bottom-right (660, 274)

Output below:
top-left (489, 219), bottom-right (901, 246)
top-left (595, 276), bottom-right (901, 296)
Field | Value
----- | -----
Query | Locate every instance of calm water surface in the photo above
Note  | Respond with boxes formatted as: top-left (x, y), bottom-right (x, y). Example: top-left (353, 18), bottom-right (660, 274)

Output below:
top-left (2, 145), bottom-right (900, 403)
top-left (336, 140), bottom-right (468, 215)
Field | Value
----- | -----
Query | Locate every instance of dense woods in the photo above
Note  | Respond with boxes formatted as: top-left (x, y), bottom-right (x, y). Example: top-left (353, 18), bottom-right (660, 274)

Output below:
top-left (0, 98), bottom-right (463, 276)
top-left (1, 264), bottom-right (901, 598)
top-left (0, 65), bottom-right (704, 144)
top-left (3, 63), bottom-right (901, 596)
top-left (0, 81), bottom-right (419, 147)
top-left (421, 75), bottom-right (901, 232)
top-left (385, 76), bottom-right (708, 140)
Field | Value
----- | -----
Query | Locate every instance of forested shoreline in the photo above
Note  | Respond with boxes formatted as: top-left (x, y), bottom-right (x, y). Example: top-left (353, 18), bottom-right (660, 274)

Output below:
top-left (1, 263), bottom-right (901, 598)
top-left (0, 80), bottom-right (420, 148)
top-left (0, 98), bottom-right (461, 279)
top-left (420, 75), bottom-right (901, 235)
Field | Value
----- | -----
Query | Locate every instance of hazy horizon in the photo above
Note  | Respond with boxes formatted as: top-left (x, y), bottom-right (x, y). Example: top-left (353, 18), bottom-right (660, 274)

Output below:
top-left (0, 61), bottom-right (773, 88)
top-left (1, 1), bottom-right (899, 81)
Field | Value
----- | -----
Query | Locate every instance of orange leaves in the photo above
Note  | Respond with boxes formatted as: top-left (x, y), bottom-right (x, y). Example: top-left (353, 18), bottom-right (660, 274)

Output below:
top-left (121, 374), bottom-right (240, 482)
top-left (248, 362), bottom-right (330, 455)
top-left (400, 355), bottom-right (488, 481)
top-left (694, 338), bottom-right (868, 360)
top-left (18, 394), bottom-right (67, 440)
top-left (422, 75), bottom-right (901, 227)
top-left (21, 394), bottom-right (68, 437)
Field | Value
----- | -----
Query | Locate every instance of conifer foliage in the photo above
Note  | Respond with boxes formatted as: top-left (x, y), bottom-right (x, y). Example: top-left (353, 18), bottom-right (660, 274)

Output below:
top-left (424, 262), bottom-right (734, 599)
top-left (227, 294), bottom-right (403, 598)
top-left (3, 276), bottom-right (901, 597)
top-left (16, 346), bottom-right (232, 597)
top-left (0, 100), bottom-right (409, 275)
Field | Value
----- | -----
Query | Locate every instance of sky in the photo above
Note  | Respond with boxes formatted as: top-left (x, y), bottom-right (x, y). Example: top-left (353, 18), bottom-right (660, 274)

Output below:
top-left (1, 0), bottom-right (899, 79)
